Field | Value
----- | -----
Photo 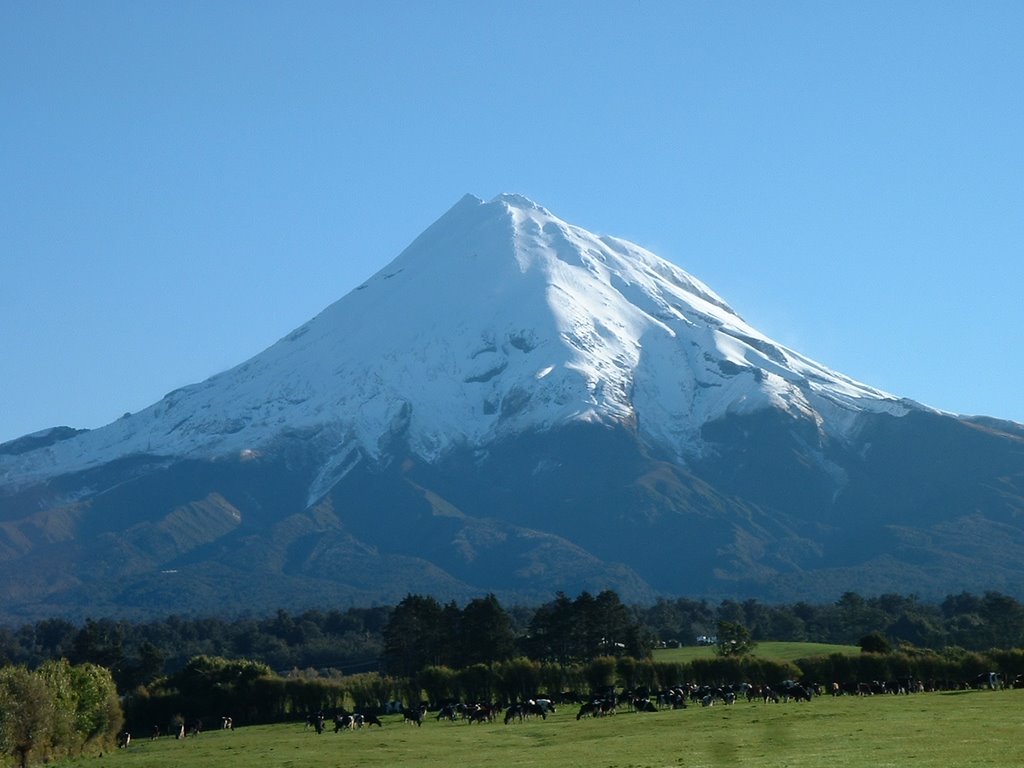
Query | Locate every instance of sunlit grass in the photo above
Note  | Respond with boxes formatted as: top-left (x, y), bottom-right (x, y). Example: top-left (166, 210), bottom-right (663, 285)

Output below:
top-left (56, 688), bottom-right (1023, 768)
top-left (653, 640), bottom-right (860, 664)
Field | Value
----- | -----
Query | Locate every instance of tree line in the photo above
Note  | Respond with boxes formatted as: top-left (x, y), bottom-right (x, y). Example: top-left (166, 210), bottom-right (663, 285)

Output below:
top-left (120, 644), bottom-right (1024, 733)
top-left (2, 589), bottom-right (1024, 695)
top-left (381, 590), bottom-right (647, 676)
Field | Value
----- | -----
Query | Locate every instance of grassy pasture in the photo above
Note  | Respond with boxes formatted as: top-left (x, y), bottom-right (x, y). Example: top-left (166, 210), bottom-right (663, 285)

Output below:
top-left (57, 688), bottom-right (1022, 768)
top-left (653, 641), bottom-right (861, 664)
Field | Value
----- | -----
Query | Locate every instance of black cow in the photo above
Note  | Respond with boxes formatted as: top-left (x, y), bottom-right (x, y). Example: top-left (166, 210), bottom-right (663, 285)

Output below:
top-left (778, 682), bottom-right (812, 702)
top-left (577, 696), bottom-right (617, 719)
top-left (467, 703), bottom-right (498, 723)
top-left (972, 672), bottom-right (1002, 690)
top-left (659, 687), bottom-right (689, 709)
top-left (402, 704), bottom-right (427, 726)
top-left (633, 697), bottom-right (657, 712)
top-left (436, 703), bottom-right (463, 721)
top-left (533, 698), bottom-right (556, 714)
top-left (359, 713), bottom-right (383, 727)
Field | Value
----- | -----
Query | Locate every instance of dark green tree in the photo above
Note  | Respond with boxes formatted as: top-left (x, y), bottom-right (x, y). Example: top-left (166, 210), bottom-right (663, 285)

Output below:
top-left (70, 619), bottom-right (125, 679)
top-left (523, 592), bottom-right (576, 666)
top-left (980, 592), bottom-right (1024, 648)
top-left (715, 621), bottom-right (755, 657)
top-left (858, 631), bottom-right (893, 654)
top-left (590, 590), bottom-right (648, 658)
top-left (458, 594), bottom-right (515, 667)
top-left (382, 594), bottom-right (446, 676)
top-left (31, 619), bottom-right (77, 659)
top-left (573, 591), bottom-right (600, 657)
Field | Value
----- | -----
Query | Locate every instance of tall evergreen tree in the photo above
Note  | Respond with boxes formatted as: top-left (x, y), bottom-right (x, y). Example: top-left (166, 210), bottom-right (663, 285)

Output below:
top-left (458, 594), bottom-right (515, 667)
top-left (524, 592), bottom-right (575, 665)
top-left (382, 594), bottom-right (445, 676)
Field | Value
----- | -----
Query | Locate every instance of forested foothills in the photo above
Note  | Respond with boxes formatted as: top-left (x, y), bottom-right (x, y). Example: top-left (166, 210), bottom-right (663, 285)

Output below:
top-left (3, 588), bottom-right (1024, 765)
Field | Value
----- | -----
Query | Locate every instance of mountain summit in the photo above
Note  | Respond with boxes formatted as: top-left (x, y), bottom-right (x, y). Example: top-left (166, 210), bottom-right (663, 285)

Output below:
top-left (3, 194), bottom-right (907, 493)
top-left (2, 194), bottom-right (1023, 621)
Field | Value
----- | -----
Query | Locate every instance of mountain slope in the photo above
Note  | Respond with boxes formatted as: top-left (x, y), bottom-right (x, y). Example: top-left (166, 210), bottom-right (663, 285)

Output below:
top-left (1, 193), bottom-right (1023, 621)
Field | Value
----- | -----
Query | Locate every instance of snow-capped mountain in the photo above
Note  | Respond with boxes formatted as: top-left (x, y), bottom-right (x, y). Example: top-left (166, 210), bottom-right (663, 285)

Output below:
top-left (2, 194), bottom-right (1023, 621)
top-left (3, 194), bottom-right (911, 495)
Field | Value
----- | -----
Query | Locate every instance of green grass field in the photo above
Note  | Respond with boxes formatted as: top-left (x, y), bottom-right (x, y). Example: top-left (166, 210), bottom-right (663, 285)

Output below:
top-left (652, 641), bottom-right (860, 664)
top-left (56, 688), bottom-right (1023, 768)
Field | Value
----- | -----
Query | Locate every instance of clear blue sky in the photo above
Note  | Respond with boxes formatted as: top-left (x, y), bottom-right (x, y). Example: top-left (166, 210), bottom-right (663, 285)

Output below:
top-left (3, 0), bottom-right (1023, 444)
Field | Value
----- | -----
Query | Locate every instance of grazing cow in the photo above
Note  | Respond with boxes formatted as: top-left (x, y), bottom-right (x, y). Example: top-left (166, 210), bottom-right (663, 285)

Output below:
top-left (599, 697), bottom-right (618, 716)
top-left (745, 684), bottom-right (765, 702)
top-left (402, 704), bottom-right (427, 726)
top-left (527, 701), bottom-right (549, 720)
top-left (972, 672), bottom-right (1002, 690)
top-left (808, 683), bottom-right (824, 696)
top-left (467, 703), bottom-right (498, 723)
top-left (334, 714), bottom-right (355, 732)
top-left (660, 687), bottom-right (689, 709)
top-left (633, 697), bottom-right (657, 712)
top-left (792, 686), bottom-right (813, 702)
top-left (778, 683), bottom-right (811, 702)
top-left (534, 698), bottom-right (556, 715)
top-left (577, 696), bottom-right (617, 719)
top-left (359, 713), bottom-right (383, 727)
top-left (436, 703), bottom-right (464, 722)
top-left (504, 701), bottom-right (548, 724)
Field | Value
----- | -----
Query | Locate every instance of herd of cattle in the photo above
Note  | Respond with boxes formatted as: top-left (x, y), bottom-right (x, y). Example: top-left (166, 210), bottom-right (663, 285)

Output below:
top-left (297, 672), bottom-right (1024, 734)
top-left (116, 671), bottom-right (1023, 746)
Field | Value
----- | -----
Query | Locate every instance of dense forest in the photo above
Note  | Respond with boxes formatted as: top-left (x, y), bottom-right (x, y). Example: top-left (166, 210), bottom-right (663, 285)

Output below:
top-left (2, 589), bottom-right (1023, 694)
